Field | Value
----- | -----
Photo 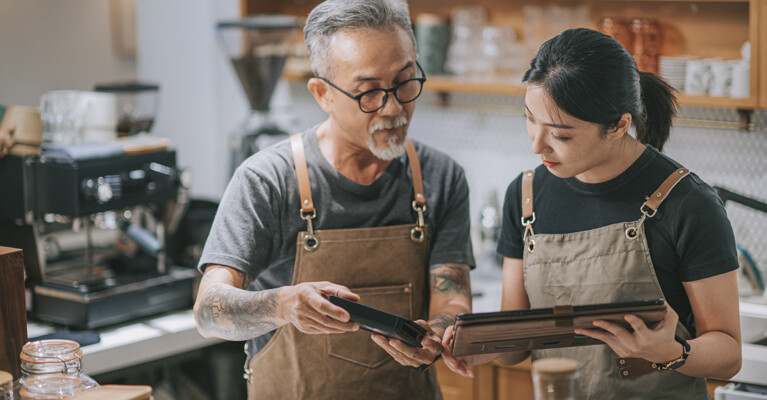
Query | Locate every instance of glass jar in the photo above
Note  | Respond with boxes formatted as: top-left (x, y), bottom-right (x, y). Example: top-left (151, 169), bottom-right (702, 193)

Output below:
top-left (1, 371), bottom-right (13, 399)
top-left (12, 340), bottom-right (98, 399)
top-left (532, 357), bottom-right (580, 400)
top-left (18, 375), bottom-right (85, 399)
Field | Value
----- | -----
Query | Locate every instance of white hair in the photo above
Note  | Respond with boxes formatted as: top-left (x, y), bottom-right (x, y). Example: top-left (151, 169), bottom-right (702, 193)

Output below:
top-left (368, 115), bottom-right (408, 160)
top-left (303, 0), bottom-right (416, 79)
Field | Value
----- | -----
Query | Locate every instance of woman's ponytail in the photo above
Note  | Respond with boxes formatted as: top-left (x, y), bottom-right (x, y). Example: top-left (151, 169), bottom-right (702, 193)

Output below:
top-left (636, 71), bottom-right (678, 152)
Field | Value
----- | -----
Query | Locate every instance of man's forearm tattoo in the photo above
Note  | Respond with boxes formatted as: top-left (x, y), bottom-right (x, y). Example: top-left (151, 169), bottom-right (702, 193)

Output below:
top-left (197, 284), bottom-right (282, 341)
top-left (429, 264), bottom-right (471, 299)
top-left (430, 311), bottom-right (456, 332)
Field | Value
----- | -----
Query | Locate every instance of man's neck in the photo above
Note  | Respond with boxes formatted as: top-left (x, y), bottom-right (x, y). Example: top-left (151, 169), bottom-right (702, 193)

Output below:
top-left (316, 120), bottom-right (392, 185)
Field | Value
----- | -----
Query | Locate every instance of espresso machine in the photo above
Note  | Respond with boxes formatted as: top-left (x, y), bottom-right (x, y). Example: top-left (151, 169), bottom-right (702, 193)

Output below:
top-left (0, 149), bottom-right (197, 329)
top-left (216, 15), bottom-right (299, 176)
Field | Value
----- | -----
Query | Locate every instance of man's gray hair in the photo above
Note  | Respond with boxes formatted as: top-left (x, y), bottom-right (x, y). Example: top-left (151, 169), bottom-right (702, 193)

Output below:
top-left (304, 0), bottom-right (415, 78)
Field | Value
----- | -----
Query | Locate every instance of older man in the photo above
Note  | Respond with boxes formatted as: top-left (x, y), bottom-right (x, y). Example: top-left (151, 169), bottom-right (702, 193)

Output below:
top-left (193, 0), bottom-right (474, 398)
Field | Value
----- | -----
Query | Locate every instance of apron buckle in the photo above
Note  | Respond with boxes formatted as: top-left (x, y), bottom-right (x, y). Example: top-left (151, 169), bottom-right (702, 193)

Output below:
top-left (301, 209), bottom-right (321, 251)
top-left (411, 201), bottom-right (427, 243)
top-left (522, 216), bottom-right (536, 253)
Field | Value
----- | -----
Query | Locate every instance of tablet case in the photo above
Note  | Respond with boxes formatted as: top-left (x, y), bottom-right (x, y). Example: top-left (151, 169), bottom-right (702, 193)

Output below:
top-left (451, 299), bottom-right (666, 357)
top-left (328, 295), bottom-right (426, 348)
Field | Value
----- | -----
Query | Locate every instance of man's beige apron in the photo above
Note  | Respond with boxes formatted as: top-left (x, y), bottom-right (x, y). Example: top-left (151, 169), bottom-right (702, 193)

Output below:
top-left (520, 168), bottom-right (710, 399)
top-left (245, 135), bottom-right (440, 400)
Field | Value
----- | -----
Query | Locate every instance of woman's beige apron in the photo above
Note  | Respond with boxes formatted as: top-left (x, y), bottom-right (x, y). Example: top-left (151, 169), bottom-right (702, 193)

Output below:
top-left (520, 168), bottom-right (710, 399)
top-left (244, 135), bottom-right (440, 400)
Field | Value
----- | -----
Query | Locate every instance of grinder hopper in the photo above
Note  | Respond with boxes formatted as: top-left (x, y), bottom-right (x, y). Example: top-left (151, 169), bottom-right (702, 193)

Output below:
top-left (217, 15), bottom-right (300, 175)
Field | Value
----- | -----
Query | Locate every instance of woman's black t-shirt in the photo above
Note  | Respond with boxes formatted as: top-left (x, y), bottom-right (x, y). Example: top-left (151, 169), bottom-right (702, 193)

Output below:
top-left (497, 145), bottom-right (738, 336)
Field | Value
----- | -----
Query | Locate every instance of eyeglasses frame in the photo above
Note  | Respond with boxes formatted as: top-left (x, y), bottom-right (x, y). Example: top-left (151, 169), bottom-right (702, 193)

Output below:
top-left (317, 61), bottom-right (427, 113)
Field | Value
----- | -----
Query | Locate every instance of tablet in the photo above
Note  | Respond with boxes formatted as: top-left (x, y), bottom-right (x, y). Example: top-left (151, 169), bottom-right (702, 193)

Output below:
top-left (451, 299), bottom-right (666, 357)
top-left (328, 295), bottom-right (426, 348)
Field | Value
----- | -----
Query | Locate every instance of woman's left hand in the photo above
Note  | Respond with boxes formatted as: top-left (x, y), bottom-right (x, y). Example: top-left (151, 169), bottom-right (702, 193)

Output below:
top-left (372, 319), bottom-right (443, 368)
top-left (574, 303), bottom-right (682, 363)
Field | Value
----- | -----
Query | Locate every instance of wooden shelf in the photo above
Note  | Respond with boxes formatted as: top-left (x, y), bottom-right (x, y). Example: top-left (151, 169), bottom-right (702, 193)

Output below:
top-left (423, 76), bottom-right (758, 109)
top-left (425, 76), bottom-right (526, 96)
top-left (253, 0), bottom-right (763, 110)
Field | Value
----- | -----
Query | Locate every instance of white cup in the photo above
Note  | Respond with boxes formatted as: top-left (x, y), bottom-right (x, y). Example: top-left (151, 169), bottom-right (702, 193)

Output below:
top-left (708, 60), bottom-right (733, 97)
top-left (684, 59), bottom-right (713, 96)
top-left (730, 60), bottom-right (750, 99)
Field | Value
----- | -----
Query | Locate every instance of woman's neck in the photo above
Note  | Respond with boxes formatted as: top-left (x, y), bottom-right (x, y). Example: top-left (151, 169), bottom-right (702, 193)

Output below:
top-left (575, 137), bottom-right (646, 184)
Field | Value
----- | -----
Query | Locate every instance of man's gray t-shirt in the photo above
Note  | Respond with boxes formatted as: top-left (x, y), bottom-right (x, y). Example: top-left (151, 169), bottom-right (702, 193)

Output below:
top-left (198, 126), bottom-right (475, 355)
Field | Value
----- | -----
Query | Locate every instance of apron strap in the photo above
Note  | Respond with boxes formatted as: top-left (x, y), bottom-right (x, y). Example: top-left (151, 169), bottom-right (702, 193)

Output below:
top-left (290, 134), bottom-right (427, 242)
top-left (626, 168), bottom-right (691, 240)
top-left (642, 168), bottom-right (690, 216)
top-left (521, 170), bottom-right (536, 252)
top-left (405, 139), bottom-right (426, 207)
top-left (521, 170), bottom-right (535, 222)
top-left (291, 134), bottom-right (315, 216)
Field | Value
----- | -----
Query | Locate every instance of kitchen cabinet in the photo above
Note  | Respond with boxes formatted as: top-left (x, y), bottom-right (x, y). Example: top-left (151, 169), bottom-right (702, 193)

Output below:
top-left (243, 0), bottom-right (764, 111)
top-left (760, 0), bottom-right (767, 108)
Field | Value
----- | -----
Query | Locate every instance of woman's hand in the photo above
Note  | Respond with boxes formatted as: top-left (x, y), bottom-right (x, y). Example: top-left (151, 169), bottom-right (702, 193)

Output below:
top-left (372, 320), bottom-right (443, 368)
top-left (439, 325), bottom-right (497, 378)
top-left (574, 303), bottom-right (683, 363)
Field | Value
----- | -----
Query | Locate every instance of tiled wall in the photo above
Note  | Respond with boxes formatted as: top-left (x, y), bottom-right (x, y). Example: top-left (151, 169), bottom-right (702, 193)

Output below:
top-left (283, 82), bottom-right (767, 283)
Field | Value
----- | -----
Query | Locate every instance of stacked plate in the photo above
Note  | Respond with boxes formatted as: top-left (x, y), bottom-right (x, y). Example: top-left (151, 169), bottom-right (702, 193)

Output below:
top-left (659, 55), bottom-right (697, 92)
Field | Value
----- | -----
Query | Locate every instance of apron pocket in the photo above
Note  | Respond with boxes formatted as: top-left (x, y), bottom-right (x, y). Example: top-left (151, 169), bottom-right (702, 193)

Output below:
top-left (327, 283), bottom-right (414, 369)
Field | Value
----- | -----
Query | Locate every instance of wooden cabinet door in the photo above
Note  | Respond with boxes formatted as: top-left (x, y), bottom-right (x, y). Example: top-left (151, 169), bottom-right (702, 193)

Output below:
top-left (496, 367), bottom-right (534, 400)
top-left (760, 0), bottom-right (767, 108)
top-left (435, 360), bottom-right (476, 400)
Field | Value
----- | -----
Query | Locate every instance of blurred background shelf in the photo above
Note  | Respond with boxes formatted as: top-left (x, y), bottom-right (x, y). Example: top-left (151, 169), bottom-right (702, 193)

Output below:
top-left (252, 0), bottom-right (764, 111)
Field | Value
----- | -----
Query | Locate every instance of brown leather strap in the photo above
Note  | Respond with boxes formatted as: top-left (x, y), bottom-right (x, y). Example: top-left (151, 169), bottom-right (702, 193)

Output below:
top-left (292, 136), bottom-right (426, 214)
top-left (406, 139), bottom-right (426, 207)
top-left (521, 170), bottom-right (535, 220)
top-left (643, 168), bottom-right (690, 214)
top-left (615, 357), bottom-right (657, 379)
top-left (290, 134), bottom-right (315, 214)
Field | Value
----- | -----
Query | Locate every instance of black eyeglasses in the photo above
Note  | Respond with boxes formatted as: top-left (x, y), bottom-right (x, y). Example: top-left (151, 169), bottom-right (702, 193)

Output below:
top-left (318, 62), bottom-right (426, 113)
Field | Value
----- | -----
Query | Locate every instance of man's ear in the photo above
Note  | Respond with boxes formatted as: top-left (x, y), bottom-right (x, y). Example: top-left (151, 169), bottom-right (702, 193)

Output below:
top-left (606, 113), bottom-right (633, 141)
top-left (308, 78), bottom-right (333, 114)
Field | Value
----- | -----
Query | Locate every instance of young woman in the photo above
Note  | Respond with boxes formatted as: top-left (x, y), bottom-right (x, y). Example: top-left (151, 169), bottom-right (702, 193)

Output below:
top-left (442, 28), bottom-right (741, 399)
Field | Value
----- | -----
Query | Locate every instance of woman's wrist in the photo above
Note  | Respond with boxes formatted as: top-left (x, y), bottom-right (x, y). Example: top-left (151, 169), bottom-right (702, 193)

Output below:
top-left (656, 337), bottom-right (684, 364)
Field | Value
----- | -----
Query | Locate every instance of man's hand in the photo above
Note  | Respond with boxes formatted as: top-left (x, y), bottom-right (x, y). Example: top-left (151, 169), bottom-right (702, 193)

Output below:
top-left (279, 281), bottom-right (361, 334)
top-left (371, 320), bottom-right (443, 368)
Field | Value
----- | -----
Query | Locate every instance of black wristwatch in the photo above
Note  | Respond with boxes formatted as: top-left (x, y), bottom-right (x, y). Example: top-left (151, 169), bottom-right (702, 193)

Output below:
top-left (654, 335), bottom-right (691, 371)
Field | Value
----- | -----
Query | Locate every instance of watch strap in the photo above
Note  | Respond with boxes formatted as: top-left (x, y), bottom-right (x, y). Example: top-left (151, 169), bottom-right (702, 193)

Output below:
top-left (657, 335), bottom-right (691, 370)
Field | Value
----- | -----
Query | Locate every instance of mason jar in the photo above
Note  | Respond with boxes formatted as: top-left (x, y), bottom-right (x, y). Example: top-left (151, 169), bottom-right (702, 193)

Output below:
top-left (18, 375), bottom-right (85, 399)
top-left (532, 357), bottom-right (580, 400)
top-left (11, 340), bottom-right (98, 399)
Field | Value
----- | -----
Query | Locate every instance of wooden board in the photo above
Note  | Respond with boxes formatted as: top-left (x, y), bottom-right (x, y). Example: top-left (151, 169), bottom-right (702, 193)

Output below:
top-left (0, 246), bottom-right (27, 379)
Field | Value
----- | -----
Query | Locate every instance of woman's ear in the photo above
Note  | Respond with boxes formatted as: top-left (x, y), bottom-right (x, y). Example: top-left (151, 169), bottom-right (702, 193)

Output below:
top-left (606, 113), bottom-right (633, 141)
top-left (308, 78), bottom-right (332, 114)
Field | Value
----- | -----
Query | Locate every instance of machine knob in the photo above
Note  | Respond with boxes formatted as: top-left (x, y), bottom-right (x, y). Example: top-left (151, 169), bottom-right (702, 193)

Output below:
top-left (81, 177), bottom-right (113, 204)
top-left (97, 178), bottom-right (113, 203)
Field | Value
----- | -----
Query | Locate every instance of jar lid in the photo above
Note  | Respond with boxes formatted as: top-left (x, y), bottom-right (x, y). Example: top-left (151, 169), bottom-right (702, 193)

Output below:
top-left (532, 357), bottom-right (579, 376)
top-left (20, 340), bottom-right (83, 364)
top-left (0, 370), bottom-right (12, 386)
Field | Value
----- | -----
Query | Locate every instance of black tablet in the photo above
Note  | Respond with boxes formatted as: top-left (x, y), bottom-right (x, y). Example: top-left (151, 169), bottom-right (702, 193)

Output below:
top-left (328, 295), bottom-right (426, 348)
top-left (451, 299), bottom-right (667, 356)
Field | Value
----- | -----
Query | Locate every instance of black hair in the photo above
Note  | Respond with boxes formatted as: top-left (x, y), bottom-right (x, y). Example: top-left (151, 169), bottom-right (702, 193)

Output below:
top-left (523, 28), bottom-right (677, 151)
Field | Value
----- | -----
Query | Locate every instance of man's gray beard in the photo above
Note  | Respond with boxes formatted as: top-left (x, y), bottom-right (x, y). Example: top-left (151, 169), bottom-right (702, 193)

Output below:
top-left (368, 116), bottom-right (408, 161)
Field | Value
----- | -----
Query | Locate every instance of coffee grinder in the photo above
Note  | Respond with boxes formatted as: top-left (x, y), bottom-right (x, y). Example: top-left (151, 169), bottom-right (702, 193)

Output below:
top-left (216, 15), bottom-right (300, 176)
